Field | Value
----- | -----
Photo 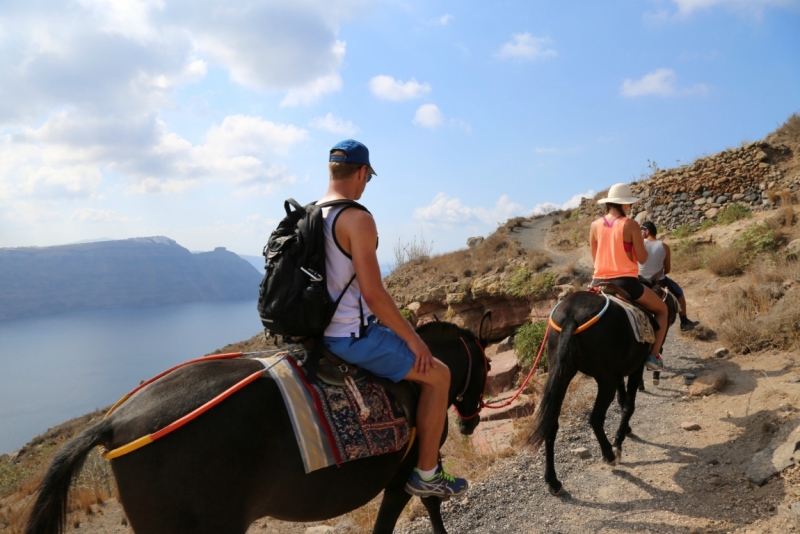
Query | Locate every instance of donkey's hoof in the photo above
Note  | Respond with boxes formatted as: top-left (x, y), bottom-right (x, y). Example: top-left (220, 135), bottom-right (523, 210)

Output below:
top-left (624, 425), bottom-right (633, 436)
top-left (602, 455), bottom-right (616, 466)
top-left (652, 379), bottom-right (660, 386)
top-left (613, 447), bottom-right (622, 465)
top-left (548, 484), bottom-right (564, 496)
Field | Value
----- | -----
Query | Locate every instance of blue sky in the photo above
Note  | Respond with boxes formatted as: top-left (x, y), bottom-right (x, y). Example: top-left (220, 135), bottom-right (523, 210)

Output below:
top-left (1, 0), bottom-right (798, 263)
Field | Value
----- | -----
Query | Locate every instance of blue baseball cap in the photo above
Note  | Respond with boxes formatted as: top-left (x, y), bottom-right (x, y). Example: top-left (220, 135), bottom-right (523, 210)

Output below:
top-left (329, 139), bottom-right (377, 176)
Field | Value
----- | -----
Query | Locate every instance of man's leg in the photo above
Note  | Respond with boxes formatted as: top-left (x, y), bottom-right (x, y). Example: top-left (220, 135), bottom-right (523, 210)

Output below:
top-left (665, 277), bottom-right (700, 330)
top-left (403, 363), bottom-right (450, 471)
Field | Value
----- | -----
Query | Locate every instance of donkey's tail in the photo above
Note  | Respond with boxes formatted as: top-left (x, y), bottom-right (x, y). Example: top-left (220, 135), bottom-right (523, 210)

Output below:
top-left (25, 420), bottom-right (114, 534)
top-left (527, 318), bottom-right (577, 451)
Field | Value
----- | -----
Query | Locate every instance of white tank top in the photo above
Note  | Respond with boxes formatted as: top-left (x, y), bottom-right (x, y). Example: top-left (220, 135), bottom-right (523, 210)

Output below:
top-left (322, 205), bottom-right (372, 337)
top-left (639, 239), bottom-right (666, 281)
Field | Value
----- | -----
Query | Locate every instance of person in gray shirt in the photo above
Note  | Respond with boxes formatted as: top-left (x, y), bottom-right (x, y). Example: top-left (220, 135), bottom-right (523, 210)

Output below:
top-left (639, 222), bottom-right (700, 332)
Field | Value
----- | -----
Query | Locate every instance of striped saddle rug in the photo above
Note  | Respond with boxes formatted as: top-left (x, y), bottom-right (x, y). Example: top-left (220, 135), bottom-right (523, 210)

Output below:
top-left (257, 356), bottom-right (411, 474)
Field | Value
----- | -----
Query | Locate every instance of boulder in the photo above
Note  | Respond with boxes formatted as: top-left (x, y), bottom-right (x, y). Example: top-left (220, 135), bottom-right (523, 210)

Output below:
top-left (635, 211), bottom-right (648, 224)
top-left (689, 370), bottom-right (727, 396)
top-left (496, 335), bottom-right (514, 353)
top-left (571, 447), bottom-right (591, 459)
top-left (471, 274), bottom-right (507, 299)
top-left (704, 208), bottom-right (719, 219)
top-left (555, 284), bottom-right (575, 300)
top-left (467, 236), bottom-right (484, 248)
top-left (786, 239), bottom-right (800, 259)
top-left (713, 347), bottom-right (729, 358)
top-left (469, 419), bottom-right (515, 454)
top-left (486, 350), bottom-right (519, 396)
top-left (747, 420), bottom-right (800, 486)
top-left (481, 392), bottom-right (535, 422)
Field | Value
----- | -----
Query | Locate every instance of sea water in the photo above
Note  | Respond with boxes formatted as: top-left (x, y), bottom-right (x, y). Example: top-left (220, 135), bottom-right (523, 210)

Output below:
top-left (0, 300), bottom-right (262, 454)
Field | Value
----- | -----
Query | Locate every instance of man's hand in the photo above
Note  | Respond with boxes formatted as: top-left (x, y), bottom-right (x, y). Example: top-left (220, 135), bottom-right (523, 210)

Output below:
top-left (407, 335), bottom-right (436, 375)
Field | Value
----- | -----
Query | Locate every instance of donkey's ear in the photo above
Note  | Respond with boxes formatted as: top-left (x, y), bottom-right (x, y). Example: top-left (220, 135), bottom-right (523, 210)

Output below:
top-left (478, 312), bottom-right (492, 347)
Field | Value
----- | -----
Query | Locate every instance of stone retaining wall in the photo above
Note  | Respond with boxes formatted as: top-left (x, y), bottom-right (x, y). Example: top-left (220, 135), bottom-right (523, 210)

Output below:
top-left (579, 141), bottom-right (798, 230)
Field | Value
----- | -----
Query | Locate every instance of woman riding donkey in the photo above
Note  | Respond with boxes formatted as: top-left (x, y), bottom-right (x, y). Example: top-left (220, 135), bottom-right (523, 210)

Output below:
top-left (590, 183), bottom-right (668, 370)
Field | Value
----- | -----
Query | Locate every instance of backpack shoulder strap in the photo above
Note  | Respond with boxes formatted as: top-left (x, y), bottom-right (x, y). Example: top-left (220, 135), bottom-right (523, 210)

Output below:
top-left (315, 199), bottom-right (370, 214)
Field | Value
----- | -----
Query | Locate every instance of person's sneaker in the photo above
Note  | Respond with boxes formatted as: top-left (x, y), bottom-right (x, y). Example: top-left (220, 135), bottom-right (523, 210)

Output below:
top-left (680, 319), bottom-right (700, 332)
top-left (645, 354), bottom-right (664, 371)
top-left (405, 467), bottom-right (469, 498)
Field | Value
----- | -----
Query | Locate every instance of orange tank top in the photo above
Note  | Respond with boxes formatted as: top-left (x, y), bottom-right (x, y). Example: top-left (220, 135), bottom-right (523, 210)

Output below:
top-left (593, 216), bottom-right (639, 279)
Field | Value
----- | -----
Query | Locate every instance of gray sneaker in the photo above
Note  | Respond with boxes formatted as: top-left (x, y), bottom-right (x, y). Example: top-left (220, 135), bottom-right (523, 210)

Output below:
top-left (405, 467), bottom-right (468, 498)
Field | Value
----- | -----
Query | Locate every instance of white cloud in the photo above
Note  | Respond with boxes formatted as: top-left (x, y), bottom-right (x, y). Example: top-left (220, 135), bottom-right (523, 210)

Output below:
top-left (621, 68), bottom-right (708, 97)
top-left (414, 194), bottom-right (529, 226)
top-left (280, 73), bottom-right (343, 107)
top-left (670, 0), bottom-right (793, 16)
top-left (530, 190), bottom-right (596, 216)
top-left (427, 14), bottom-right (454, 25)
top-left (309, 113), bottom-right (359, 136)
top-left (69, 208), bottom-right (130, 223)
top-left (368, 75), bottom-right (431, 101)
top-left (496, 33), bottom-right (557, 60)
top-left (0, 0), bottom-right (357, 210)
top-left (412, 104), bottom-right (444, 129)
top-left (0, 112), bottom-right (307, 200)
top-left (414, 191), bottom-right (596, 226)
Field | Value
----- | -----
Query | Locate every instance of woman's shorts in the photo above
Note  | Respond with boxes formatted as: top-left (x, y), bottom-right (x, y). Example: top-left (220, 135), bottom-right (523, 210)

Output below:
top-left (592, 276), bottom-right (645, 300)
top-left (323, 318), bottom-right (416, 383)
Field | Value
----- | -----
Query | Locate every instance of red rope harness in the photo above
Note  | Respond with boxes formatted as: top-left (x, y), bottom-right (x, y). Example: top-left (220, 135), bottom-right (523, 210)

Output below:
top-left (453, 325), bottom-right (551, 420)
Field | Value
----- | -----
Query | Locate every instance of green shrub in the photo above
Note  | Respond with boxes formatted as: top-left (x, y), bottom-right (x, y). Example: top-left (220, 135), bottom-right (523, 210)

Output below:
top-left (507, 268), bottom-right (555, 299)
top-left (717, 203), bottom-right (752, 225)
top-left (399, 309), bottom-right (414, 323)
top-left (672, 224), bottom-right (696, 238)
top-left (734, 222), bottom-right (781, 263)
top-left (515, 321), bottom-right (548, 370)
top-left (699, 219), bottom-right (716, 231)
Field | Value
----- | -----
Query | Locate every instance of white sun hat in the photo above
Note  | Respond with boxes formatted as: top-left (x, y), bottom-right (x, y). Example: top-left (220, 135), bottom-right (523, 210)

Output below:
top-left (596, 183), bottom-right (640, 204)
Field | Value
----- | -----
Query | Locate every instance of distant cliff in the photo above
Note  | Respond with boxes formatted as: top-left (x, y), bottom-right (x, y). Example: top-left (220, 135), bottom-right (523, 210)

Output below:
top-left (0, 237), bottom-right (262, 320)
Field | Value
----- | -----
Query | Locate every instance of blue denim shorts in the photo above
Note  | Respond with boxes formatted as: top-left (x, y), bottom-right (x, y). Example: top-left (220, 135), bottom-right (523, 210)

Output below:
top-left (323, 318), bottom-right (416, 383)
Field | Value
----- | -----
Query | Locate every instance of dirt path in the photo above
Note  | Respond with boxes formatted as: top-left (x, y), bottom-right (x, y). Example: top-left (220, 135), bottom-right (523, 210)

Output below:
top-left (398, 329), bottom-right (800, 534)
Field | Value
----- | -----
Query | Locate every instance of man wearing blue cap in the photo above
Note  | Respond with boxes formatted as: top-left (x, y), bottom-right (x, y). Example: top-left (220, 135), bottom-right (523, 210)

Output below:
top-left (318, 140), bottom-right (468, 499)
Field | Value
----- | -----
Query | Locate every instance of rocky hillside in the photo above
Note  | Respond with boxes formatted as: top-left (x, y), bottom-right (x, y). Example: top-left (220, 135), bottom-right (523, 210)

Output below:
top-left (0, 237), bottom-right (262, 320)
top-left (579, 115), bottom-right (800, 230)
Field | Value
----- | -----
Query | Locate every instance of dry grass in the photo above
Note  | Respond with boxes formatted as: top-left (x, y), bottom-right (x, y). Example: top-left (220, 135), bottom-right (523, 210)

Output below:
top-left (386, 232), bottom-right (551, 302)
top-left (770, 112), bottom-right (800, 145)
top-left (769, 205), bottom-right (796, 228)
top-left (550, 218), bottom-right (592, 249)
top-left (706, 246), bottom-right (745, 276)
top-left (715, 260), bottom-right (800, 353)
top-left (671, 240), bottom-right (716, 273)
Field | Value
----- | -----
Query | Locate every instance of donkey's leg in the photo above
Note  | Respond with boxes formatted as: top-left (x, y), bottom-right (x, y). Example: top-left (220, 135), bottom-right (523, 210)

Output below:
top-left (372, 475), bottom-right (414, 534)
top-left (420, 496), bottom-right (448, 534)
top-left (616, 379), bottom-right (627, 409)
top-left (589, 381), bottom-right (619, 465)
top-left (543, 367), bottom-right (578, 495)
top-left (613, 367), bottom-right (642, 458)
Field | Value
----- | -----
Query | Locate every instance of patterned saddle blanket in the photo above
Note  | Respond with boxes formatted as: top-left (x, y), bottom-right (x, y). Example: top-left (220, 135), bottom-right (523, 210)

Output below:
top-left (606, 295), bottom-right (656, 344)
top-left (257, 354), bottom-right (412, 474)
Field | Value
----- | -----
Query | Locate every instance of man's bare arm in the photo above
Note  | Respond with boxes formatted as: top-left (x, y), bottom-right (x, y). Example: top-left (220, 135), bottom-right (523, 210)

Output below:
top-left (337, 209), bottom-right (436, 374)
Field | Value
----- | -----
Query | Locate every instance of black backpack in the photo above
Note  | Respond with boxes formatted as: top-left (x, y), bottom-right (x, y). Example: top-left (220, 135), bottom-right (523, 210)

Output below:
top-left (257, 198), bottom-right (367, 339)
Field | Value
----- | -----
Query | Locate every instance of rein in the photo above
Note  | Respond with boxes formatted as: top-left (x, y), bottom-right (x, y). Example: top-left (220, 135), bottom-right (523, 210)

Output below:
top-left (453, 327), bottom-right (549, 421)
top-left (455, 292), bottom-right (611, 421)
top-left (100, 348), bottom-right (290, 460)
